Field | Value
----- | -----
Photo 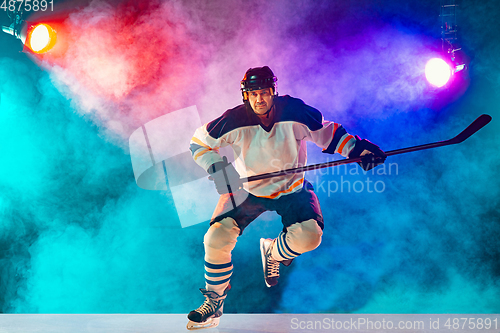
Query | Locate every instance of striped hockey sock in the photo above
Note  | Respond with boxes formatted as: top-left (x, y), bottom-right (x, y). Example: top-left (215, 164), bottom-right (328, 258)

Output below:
top-left (271, 231), bottom-right (302, 262)
top-left (204, 261), bottom-right (233, 295)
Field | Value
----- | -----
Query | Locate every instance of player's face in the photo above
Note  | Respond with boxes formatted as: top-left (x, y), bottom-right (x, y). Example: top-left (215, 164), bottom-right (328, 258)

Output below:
top-left (247, 88), bottom-right (273, 115)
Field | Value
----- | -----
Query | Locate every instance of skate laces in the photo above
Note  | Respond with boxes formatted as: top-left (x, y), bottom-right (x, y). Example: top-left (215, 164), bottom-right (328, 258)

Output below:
top-left (266, 251), bottom-right (280, 278)
top-left (197, 298), bottom-right (216, 316)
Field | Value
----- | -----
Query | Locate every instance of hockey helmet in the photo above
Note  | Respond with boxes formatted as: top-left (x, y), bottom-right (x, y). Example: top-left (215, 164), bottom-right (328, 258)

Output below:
top-left (240, 66), bottom-right (277, 101)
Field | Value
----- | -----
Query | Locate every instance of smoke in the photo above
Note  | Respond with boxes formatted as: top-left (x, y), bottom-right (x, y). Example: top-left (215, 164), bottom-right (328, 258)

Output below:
top-left (0, 0), bottom-right (498, 315)
top-left (38, 0), bottom-right (208, 144)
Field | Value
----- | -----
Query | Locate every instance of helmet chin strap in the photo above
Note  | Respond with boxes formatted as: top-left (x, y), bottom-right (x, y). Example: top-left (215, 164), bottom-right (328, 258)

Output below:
top-left (263, 107), bottom-right (273, 118)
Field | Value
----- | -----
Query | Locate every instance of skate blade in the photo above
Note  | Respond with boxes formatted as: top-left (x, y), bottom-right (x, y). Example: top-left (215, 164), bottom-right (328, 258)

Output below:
top-left (186, 317), bottom-right (220, 330)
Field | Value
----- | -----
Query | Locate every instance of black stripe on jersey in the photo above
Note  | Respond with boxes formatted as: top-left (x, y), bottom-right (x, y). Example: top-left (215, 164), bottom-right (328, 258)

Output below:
top-left (276, 96), bottom-right (323, 131)
top-left (322, 125), bottom-right (347, 154)
top-left (206, 95), bottom-right (324, 139)
top-left (206, 104), bottom-right (259, 139)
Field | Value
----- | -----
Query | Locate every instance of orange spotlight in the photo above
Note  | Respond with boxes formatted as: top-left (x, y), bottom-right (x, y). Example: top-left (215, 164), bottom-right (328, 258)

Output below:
top-left (2, 19), bottom-right (58, 54)
top-left (26, 23), bottom-right (57, 54)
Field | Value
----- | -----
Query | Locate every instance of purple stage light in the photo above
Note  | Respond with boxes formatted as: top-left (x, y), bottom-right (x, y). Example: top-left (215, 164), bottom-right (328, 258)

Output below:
top-left (425, 58), bottom-right (452, 88)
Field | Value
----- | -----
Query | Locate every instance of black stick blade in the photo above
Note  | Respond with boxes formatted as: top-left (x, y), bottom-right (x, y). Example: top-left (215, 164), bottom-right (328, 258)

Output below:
top-left (451, 114), bottom-right (492, 144)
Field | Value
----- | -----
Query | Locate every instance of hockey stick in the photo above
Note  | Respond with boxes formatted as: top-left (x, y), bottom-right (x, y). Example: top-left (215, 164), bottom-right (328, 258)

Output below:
top-left (244, 114), bottom-right (492, 183)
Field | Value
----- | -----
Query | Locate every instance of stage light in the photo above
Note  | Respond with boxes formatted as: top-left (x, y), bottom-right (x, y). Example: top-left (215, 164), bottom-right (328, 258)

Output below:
top-left (425, 58), bottom-right (452, 88)
top-left (426, 0), bottom-right (468, 89)
top-left (1, 9), bottom-right (57, 54)
top-left (27, 23), bottom-right (57, 53)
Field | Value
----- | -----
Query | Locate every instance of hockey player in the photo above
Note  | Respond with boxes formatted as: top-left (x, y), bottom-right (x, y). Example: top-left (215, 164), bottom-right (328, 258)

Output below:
top-left (186, 66), bottom-right (386, 330)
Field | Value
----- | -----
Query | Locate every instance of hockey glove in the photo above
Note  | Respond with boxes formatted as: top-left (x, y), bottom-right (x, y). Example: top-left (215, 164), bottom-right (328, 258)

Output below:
top-left (208, 156), bottom-right (243, 195)
top-left (349, 136), bottom-right (387, 171)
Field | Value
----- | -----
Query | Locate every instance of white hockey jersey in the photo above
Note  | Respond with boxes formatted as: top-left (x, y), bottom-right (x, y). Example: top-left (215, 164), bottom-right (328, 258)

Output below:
top-left (190, 95), bottom-right (356, 199)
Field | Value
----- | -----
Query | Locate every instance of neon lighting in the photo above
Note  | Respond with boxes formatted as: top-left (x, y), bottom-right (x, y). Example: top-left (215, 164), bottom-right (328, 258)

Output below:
top-left (425, 58), bottom-right (452, 88)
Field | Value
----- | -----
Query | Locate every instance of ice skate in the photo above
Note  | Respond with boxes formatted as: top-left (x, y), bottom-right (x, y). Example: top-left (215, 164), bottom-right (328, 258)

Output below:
top-left (260, 238), bottom-right (281, 287)
top-left (187, 287), bottom-right (229, 330)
